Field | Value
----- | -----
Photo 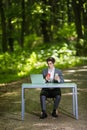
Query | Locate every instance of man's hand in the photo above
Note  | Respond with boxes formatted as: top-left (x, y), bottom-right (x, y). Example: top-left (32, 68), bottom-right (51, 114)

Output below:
top-left (54, 74), bottom-right (60, 82)
top-left (46, 73), bottom-right (50, 81)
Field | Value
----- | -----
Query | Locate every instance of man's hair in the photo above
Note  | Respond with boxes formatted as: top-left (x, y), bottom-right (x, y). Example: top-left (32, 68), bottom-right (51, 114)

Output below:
top-left (46, 57), bottom-right (55, 64)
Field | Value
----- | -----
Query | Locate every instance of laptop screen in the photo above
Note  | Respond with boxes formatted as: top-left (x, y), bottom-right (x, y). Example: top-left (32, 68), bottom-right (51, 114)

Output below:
top-left (30, 74), bottom-right (45, 84)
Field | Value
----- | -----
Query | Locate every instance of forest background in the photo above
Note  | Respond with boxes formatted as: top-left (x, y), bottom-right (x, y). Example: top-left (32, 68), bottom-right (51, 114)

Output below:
top-left (0, 0), bottom-right (87, 83)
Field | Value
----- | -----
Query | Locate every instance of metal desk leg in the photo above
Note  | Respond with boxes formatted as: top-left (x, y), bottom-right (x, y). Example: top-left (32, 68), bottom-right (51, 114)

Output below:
top-left (72, 87), bottom-right (75, 116)
top-left (74, 86), bottom-right (78, 119)
top-left (22, 87), bottom-right (25, 120)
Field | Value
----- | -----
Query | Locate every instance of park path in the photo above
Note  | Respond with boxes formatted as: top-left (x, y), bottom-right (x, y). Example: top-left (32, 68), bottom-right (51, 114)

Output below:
top-left (0, 66), bottom-right (87, 130)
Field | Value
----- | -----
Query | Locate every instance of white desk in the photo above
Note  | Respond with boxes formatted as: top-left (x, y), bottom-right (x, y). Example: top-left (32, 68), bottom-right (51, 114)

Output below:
top-left (21, 83), bottom-right (78, 120)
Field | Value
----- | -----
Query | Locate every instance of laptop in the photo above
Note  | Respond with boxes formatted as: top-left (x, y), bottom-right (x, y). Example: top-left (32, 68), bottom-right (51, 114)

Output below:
top-left (30, 74), bottom-right (45, 84)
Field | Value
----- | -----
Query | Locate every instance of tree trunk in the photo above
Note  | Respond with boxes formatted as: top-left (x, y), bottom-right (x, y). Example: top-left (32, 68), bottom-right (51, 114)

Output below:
top-left (0, 0), bottom-right (8, 52)
top-left (67, 0), bottom-right (73, 24)
top-left (7, 0), bottom-right (14, 52)
top-left (41, 18), bottom-right (51, 43)
top-left (81, 1), bottom-right (87, 55)
top-left (82, 2), bottom-right (87, 38)
top-left (72, 0), bottom-right (84, 56)
top-left (8, 18), bottom-right (14, 52)
top-left (20, 0), bottom-right (25, 48)
top-left (41, 0), bottom-right (51, 43)
top-left (72, 0), bottom-right (83, 39)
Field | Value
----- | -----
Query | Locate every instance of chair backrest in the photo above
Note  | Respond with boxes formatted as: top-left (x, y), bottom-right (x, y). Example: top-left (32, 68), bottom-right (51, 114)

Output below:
top-left (30, 74), bottom-right (45, 84)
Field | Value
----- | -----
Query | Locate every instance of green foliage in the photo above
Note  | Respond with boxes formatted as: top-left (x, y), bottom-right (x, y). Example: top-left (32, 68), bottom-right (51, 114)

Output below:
top-left (0, 41), bottom-right (87, 83)
top-left (57, 23), bottom-right (77, 39)
top-left (24, 34), bottom-right (42, 49)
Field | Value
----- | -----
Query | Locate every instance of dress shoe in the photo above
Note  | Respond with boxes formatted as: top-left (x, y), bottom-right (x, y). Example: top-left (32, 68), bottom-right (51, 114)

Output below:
top-left (40, 112), bottom-right (47, 119)
top-left (52, 110), bottom-right (58, 117)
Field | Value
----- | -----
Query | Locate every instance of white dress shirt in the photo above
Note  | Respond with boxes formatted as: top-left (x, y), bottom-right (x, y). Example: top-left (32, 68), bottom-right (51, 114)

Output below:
top-left (48, 67), bottom-right (55, 82)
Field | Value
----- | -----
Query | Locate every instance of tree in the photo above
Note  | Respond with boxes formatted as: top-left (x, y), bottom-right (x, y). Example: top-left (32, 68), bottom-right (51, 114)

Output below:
top-left (7, 0), bottom-right (14, 52)
top-left (82, 0), bottom-right (87, 38)
top-left (20, 0), bottom-right (25, 48)
top-left (0, 0), bottom-right (8, 52)
top-left (67, 0), bottom-right (73, 24)
top-left (72, 0), bottom-right (87, 55)
top-left (40, 0), bottom-right (51, 43)
top-left (72, 0), bottom-right (83, 39)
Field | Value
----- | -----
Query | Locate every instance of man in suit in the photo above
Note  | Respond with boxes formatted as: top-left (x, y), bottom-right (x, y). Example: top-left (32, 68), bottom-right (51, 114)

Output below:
top-left (40, 57), bottom-right (64, 119)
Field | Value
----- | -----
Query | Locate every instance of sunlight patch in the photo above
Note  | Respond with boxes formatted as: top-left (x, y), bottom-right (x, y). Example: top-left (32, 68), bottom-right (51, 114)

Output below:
top-left (1, 91), bottom-right (19, 97)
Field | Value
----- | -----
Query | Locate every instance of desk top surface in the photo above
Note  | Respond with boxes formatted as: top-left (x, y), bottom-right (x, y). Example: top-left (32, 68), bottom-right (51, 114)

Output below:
top-left (22, 83), bottom-right (77, 88)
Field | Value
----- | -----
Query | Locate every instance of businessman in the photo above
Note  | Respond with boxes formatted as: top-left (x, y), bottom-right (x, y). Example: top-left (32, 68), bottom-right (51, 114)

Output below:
top-left (40, 57), bottom-right (64, 119)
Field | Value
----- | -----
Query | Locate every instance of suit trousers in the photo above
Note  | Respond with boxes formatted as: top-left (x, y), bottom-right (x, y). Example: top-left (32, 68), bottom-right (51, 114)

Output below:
top-left (40, 89), bottom-right (61, 112)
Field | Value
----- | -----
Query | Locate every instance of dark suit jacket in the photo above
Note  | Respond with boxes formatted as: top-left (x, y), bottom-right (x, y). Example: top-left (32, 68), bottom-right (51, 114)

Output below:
top-left (40, 68), bottom-right (64, 97)
top-left (42, 68), bottom-right (64, 83)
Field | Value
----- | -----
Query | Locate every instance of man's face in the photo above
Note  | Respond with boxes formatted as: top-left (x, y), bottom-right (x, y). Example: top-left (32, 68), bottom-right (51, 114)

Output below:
top-left (47, 61), bottom-right (54, 69)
